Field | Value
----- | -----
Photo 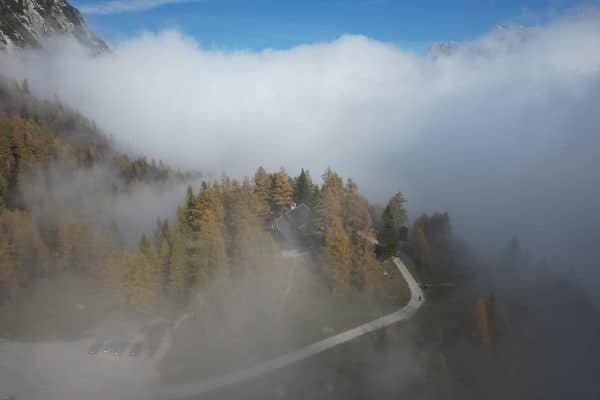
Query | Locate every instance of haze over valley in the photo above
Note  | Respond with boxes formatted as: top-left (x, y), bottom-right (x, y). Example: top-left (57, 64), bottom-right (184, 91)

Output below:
top-left (0, 1), bottom-right (599, 399)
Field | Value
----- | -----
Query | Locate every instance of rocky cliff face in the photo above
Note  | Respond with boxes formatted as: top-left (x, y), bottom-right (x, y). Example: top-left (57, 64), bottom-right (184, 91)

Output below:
top-left (0, 0), bottom-right (108, 52)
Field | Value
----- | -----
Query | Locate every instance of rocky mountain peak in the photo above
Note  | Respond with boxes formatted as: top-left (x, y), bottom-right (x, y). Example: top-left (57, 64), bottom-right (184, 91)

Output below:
top-left (0, 0), bottom-right (108, 52)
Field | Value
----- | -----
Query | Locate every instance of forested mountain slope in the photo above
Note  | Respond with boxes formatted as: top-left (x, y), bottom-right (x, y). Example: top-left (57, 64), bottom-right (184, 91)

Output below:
top-left (0, 77), bottom-right (196, 304)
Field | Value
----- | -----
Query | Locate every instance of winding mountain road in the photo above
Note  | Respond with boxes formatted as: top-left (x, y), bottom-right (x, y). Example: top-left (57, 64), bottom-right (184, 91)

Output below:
top-left (158, 256), bottom-right (424, 399)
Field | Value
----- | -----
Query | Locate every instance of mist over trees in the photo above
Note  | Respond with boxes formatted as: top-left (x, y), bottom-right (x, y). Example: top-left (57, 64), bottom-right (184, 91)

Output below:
top-left (1, 68), bottom-right (599, 400)
top-left (0, 78), bottom-right (393, 315)
top-left (3, 13), bottom-right (599, 272)
top-left (0, 77), bottom-right (195, 305)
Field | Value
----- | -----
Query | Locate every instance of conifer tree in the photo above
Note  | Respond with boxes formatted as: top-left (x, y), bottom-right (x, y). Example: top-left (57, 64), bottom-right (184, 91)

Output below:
top-left (138, 233), bottom-right (151, 253)
top-left (202, 182), bottom-right (226, 222)
top-left (470, 298), bottom-right (491, 345)
top-left (152, 218), bottom-right (170, 248)
top-left (409, 215), bottom-right (429, 258)
top-left (0, 231), bottom-right (20, 304)
top-left (190, 209), bottom-right (228, 289)
top-left (343, 179), bottom-right (371, 233)
top-left (311, 168), bottom-right (344, 242)
top-left (294, 168), bottom-right (314, 205)
top-left (21, 79), bottom-right (30, 95)
top-left (242, 177), bottom-right (267, 225)
top-left (167, 229), bottom-right (190, 300)
top-left (378, 192), bottom-right (407, 258)
top-left (271, 167), bottom-right (294, 215)
top-left (253, 166), bottom-right (272, 220)
top-left (351, 236), bottom-right (373, 289)
top-left (322, 217), bottom-right (352, 294)
top-left (379, 206), bottom-right (398, 258)
top-left (487, 292), bottom-right (508, 339)
top-left (129, 234), bottom-right (163, 312)
top-left (253, 166), bottom-right (271, 196)
top-left (131, 252), bottom-right (154, 313)
top-left (341, 179), bottom-right (375, 287)
top-left (5, 211), bottom-right (50, 274)
top-left (104, 251), bottom-right (128, 302)
top-left (158, 236), bottom-right (171, 293)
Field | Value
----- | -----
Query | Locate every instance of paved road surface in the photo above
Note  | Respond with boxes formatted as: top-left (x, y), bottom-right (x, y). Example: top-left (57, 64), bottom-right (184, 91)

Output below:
top-left (158, 257), bottom-right (424, 399)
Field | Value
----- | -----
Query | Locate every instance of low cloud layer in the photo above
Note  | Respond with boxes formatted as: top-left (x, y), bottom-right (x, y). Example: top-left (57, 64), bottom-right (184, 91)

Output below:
top-left (1, 10), bottom-right (600, 262)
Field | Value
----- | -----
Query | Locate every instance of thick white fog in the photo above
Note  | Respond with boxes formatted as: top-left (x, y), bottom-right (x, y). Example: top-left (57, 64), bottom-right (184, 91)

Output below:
top-left (1, 10), bottom-right (600, 260)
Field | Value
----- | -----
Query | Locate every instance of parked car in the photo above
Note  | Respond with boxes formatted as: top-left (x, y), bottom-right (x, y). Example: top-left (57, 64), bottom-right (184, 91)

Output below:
top-left (111, 341), bottom-right (129, 356)
top-left (87, 340), bottom-right (103, 355)
top-left (129, 341), bottom-right (144, 357)
top-left (0, 395), bottom-right (16, 400)
top-left (102, 340), bottom-right (113, 353)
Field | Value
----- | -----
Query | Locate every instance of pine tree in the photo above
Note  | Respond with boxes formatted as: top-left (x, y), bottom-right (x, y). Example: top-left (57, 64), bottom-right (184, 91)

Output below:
top-left (343, 179), bottom-right (371, 233)
top-left (502, 235), bottom-right (527, 270)
top-left (378, 192), bottom-right (407, 258)
top-left (409, 215), bottom-right (429, 257)
top-left (152, 218), bottom-right (169, 248)
top-left (138, 233), bottom-right (151, 253)
top-left (470, 298), bottom-right (490, 345)
top-left (341, 179), bottom-right (375, 288)
top-left (167, 229), bottom-right (190, 300)
top-left (189, 209), bottom-right (228, 289)
top-left (322, 217), bottom-right (352, 295)
top-left (199, 182), bottom-right (225, 223)
top-left (129, 234), bottom-right (164, 312)
top-left (131, 252), bottom-right (153, 313)
top-left (487, 292), bottom-right (508, 339)
top-left (253, 166), bottom-right (272, 220)
top-left (6, 211), bottom-right (50, 275)
top-left (104, 251), bottom-right (129, 302)
top-left (0, 231), bottom-right (20, 304)
top-left (379, 206), bottom-right (398, 257)
top-left (352, 233), bottom-right (376, 290)
top-left (253, 166), bottom-right (271, 195)
top-left (131, 244), bottom-right (164, 313)
top-left (185, 185), bottom-right (194, 208)
top-left (158, 236), bottom-right (170, 293)
top-left (294, 168), bottom-right (313, 205)
top-left (389, 192), bottom-right (407, 225)
top-left (242, 176), bottom-right (268, 226)
top-left (271, 167), bottom-right (294, 215)
top-left (311, 168), bottom-right (344, 242)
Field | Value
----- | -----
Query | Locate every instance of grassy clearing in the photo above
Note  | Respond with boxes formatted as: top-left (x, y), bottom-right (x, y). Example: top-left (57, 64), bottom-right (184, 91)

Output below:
top-left (369, 258), bottom-right (412, 313)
